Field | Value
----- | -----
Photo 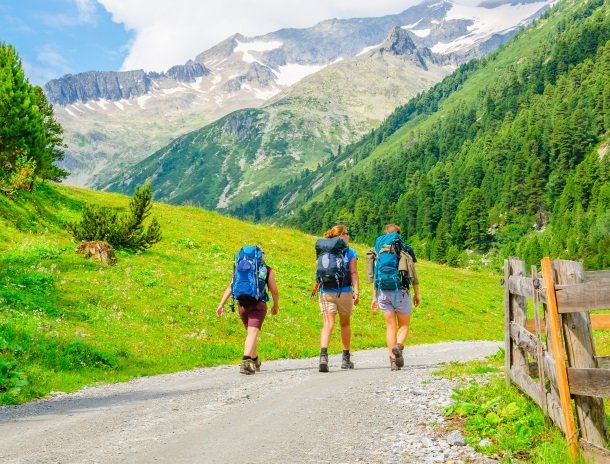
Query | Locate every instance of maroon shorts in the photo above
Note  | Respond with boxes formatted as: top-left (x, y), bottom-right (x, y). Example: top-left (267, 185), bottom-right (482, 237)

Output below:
top-left (238, 300), bottom-right (267, 329)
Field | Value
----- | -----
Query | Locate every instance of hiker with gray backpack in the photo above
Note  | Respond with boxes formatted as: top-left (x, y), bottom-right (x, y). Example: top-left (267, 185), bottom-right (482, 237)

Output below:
top-left (366, 224), bottom-right (420, 371)
top-left (313, 224), bottom-right (360, 372)
top-left (216, 245), bottom-right (279, 375)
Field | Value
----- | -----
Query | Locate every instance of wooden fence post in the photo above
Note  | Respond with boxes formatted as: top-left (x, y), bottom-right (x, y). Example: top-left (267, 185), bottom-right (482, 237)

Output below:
top-left (553, 260), bottom-right (609, 448)
top-left (508, 258), bottom-right (529, 382)
top-left (531, 266), bottom-right (547, 410)
top-left (504, 259), bottom-right (512, 386)
top-left (541, 257), bottom-right (579, 460)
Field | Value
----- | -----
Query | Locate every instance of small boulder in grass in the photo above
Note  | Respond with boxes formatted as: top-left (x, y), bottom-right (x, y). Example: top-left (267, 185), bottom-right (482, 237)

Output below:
top-left (76, 240), bottom-right (117, 265)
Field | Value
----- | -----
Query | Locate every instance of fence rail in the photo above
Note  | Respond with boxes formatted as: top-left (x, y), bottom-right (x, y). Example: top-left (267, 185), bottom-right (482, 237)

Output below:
top-left (505, 257), bottom-right (609, 463)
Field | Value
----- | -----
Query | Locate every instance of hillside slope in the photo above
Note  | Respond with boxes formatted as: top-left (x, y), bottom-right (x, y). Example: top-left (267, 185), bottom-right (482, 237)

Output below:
top-left (242, 0), bottom-right (610, 269)
top-left (103, 29), bottom-right (451, 209)
top-left (0, 184), bottom-right (502, 404)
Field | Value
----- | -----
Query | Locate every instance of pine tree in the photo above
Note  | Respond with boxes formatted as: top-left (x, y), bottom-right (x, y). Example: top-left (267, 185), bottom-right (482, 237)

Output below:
top-left (0, 42), bottom-right (67, 192)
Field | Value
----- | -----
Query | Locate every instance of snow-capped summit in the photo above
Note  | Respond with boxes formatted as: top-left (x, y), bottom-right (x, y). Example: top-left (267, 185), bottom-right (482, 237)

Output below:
top-left (44, 0), bottom-right (554, 188)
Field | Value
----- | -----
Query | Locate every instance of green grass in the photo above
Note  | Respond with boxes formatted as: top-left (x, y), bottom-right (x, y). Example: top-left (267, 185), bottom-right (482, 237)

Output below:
top-left (436, 348), bottom-right (610, 463)
top-left (0, 183), bottom-right (504, 404)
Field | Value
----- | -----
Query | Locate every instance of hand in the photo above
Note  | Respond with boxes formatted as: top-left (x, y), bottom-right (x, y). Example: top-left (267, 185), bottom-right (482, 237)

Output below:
top-left (413, 294), bottom-right (421, 307)
top-left (271, 304), bottom-right (278, 316)
top-left (216, 305), bottom-right (225, 317)
top-left (371, 300), bottom-right (378, 312)
top-left (352, 293), bottom-right (359, 306)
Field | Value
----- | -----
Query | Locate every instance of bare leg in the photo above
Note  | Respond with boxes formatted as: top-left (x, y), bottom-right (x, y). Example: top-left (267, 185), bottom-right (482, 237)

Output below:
top-left (396, 313), bottom-right (411, 347)
top-left (320, 312), bottom-right (336, 348)
top-left (383, 310), bottom-right (397, 358)
top-left (244, 326), bottom-right (260, 358)
top-left (339, 314), bottom-right (351, 351)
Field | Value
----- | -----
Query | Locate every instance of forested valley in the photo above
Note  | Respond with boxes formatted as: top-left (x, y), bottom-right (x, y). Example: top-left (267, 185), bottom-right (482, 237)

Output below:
top-left (235, 0), bottom-right (610, 271)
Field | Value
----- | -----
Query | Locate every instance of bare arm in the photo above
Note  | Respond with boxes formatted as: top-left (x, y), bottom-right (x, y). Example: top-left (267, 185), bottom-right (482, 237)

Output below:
top-left (412, 283), bottom-right (421, 307)
top-left (216, 282), bottom-right (233, 316)
top-left (267, 269), bottom-right (279, 315)
top-left (350, 257), bottom-right (359, 305)
top-left (370, 286), bottom-right (378, 311)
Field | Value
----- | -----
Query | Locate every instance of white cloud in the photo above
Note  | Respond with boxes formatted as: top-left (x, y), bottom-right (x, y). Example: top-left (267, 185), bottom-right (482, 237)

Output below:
top-left (95, 0), bottom-right (448, 73)
top-left (74, 0), bottom-right (98, 24)
top-left (23, 45), bottom-right (72, 85)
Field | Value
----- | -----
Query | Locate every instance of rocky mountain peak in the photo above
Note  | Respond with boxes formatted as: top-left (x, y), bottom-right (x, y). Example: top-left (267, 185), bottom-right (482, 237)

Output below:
top-left (380, 26), bottom-right (418, 56)
top-left (165, 60), bottom-right (209, 82)
top-left (378, 26), bottom-right (428, 70)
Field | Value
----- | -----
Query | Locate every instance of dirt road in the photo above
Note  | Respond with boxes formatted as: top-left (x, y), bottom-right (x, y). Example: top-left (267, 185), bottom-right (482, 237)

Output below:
top-left (0, 341), bottom-right (502, 463)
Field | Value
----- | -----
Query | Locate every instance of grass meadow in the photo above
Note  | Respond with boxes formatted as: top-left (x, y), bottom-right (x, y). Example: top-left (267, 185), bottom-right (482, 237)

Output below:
top-left (0, 182), bottom-right (504, 404)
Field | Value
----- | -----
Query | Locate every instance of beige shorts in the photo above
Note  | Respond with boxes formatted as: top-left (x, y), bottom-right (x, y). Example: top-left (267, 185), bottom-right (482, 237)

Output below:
top-left (319, 291), bottom-right (353, 316)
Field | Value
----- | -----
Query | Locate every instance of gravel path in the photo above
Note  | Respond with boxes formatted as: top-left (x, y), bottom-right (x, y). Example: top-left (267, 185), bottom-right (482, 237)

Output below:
top-left (0, 341), bottom-right (502, 464)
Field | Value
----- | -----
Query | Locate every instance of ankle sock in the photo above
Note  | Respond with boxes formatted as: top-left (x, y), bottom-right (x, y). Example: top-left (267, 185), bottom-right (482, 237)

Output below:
top-left (320, 347), bottom-right (328, 356)
top-left (342, 350), bottom-right (350, 358)
top-left (242, 355), bottom-right (252, 361)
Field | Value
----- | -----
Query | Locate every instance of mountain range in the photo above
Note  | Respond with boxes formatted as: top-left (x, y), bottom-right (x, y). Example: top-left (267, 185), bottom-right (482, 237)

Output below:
top-left (44, 0), bottom-right (553, 203)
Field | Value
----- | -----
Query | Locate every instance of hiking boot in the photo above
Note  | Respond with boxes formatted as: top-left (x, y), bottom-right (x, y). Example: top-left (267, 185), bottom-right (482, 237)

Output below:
top-left (319, 353), bottom-right (329, 372)
top-left (240, 359), bottom-right (255, 375)
top-left (390, 357), bottom-right (401, 371)
top-left (392, 345), bottom-right (404, 368)
top-left (341, 355), bottom-right (354, 369)
top-left (253, 357), bottom-right (261, 372)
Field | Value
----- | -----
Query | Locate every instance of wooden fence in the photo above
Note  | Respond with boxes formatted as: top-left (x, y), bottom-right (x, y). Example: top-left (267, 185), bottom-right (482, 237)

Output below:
top-left (505, 257), bottom-right (610, 463)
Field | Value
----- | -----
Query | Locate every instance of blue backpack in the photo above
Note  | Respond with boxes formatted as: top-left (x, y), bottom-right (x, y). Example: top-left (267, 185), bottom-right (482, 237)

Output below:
top-left (232, 246), bottom-right (268, 304)
top-left (315, 237), bottom-right (351, 291)
top-left (373, 232), bottom-right (406, 292)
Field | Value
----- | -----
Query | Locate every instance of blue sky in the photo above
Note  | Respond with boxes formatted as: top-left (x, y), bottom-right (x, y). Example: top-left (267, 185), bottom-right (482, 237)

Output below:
top-left (1, 0), bottom-right (484, 86)
top-left (1, 0), bottom-right (132, 85)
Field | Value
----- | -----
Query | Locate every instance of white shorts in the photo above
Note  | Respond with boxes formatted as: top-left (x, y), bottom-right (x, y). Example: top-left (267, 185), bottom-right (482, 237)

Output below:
top-left (377, 289), bottom-right (412, 314)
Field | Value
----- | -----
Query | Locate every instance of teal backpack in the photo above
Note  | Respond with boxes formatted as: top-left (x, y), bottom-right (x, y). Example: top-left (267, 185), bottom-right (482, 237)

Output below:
top-left (373, 232), bottom-right (404, 292)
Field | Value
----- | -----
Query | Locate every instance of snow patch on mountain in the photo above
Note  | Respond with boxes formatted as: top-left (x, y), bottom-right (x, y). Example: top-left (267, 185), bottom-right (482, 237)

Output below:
top-left (404, 19), bottom-right (423, 29)
top-left (254, 87), bottom-right (281, 100)
top-left (235, 39), bottom-right (283, 64)
top-left (357, 44), bottom-right (381, 56)
top-left (410, 28), bottom-right (431, 38)
top-left (431, 1), bottom-right (548, 53)
top-left (274, 63), bottom-right (326, 87)
top-left (162, 86), bottom-right (189, 95)
top-left (137, 95), bottom-right (151, 109)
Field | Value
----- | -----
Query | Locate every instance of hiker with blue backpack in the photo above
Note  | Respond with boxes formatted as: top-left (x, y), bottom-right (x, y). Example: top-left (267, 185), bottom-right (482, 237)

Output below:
top-left (314, 224), bottom-right (360, 372)
top-left (366, 224), bottom-right (420, 371)
top-left (216, 245), bottom-right (279, 375)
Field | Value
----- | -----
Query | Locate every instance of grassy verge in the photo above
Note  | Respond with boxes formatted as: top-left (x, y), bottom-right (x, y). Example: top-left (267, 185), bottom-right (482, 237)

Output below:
top-left (436, 348), bottom-right (610, 463)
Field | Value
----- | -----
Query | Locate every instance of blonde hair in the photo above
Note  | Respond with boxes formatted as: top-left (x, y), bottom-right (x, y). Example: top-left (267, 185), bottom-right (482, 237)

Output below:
top-left (384, 223), bottom-right (401, 234)
top-left (324, 224), bottom-right (349, 239)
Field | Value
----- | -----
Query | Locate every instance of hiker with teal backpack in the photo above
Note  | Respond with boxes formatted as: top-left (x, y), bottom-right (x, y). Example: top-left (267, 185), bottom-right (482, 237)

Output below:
top-left (314, 224), bottom-right (359, 372)
top-left (216, 245), bottom-right (279, 375)
top-left (366, 224), bottom-right (420, 371)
